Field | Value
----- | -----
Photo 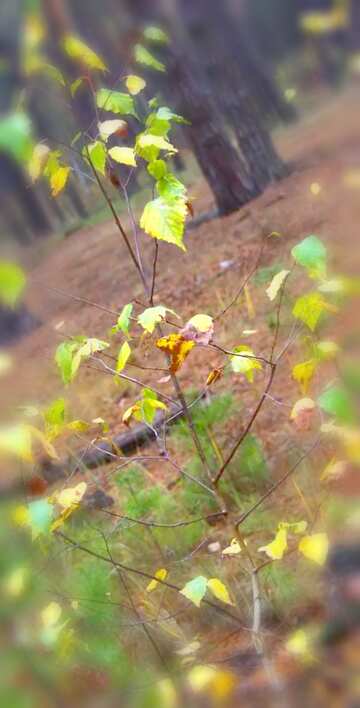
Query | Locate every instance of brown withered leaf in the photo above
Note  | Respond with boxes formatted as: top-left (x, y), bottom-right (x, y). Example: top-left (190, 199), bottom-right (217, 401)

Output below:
top-left (156, 333), bottom-right (195, 373)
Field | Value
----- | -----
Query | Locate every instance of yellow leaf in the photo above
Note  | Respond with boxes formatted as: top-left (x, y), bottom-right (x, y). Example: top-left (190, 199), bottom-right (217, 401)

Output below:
top-left (290, 397), bottom-right (316, 431)
top-left (137, 133), bottom-right (177, 153)
top-left (286, 628), bottom-right (314, 663)
top-left (41, 602), bottom-right (62, 628)
top-left (125, 74), bottom-right (146, 95)
top-left (28, 142), bottom-right (50, 182)
top-left (12, 505), bottom-right (30, 527)
top-left (156, 333), bottom-right (195, 373)
top-left (122, 403), bottom-right (140, 426)
top-left (206, 368), bottom-right (223, 386)
top-left (320, 458), bottom-right (347, 482)
top-left (0, 424), bottom-right (33, 462)
top-left (230, 346), bottom-right (262, 382)
top-left (108, 146), bottom-right (136, 167)
top-left (140, 196), bottom-right (187, 249)
top-left (146, 568), bottom-right (168, 592)
top-left (298, 533), bottom-right (329, 565)
top-left (4, 567), bottom-right (27, 597)
top-left (266, 269), bottom-right (290, 301)
top-left (207, 578), bottom-right (234, 606)
top-left (50, 165), bottom-right (70, 197)
top-left (63, 34), bottom-right (107, 71)
top-left (222, 538), bottom-right (242, 556)
top-left (292, 359), bottom-right (317, 395)
top-left (55, 482), bottom-right (87, 510)
top-left (258, 527), bottom-right (288, 560)
top-left (293, 292), bottom-right (329, 331)
top-left (98, 119), bottom-right (127, 141)
top-left (187, 314), bottom-right (213, 333)
top-left (116, 341), bottom-right (131, 372)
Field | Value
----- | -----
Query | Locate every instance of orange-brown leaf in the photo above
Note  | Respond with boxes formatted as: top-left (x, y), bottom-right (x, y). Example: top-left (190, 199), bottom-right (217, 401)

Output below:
top-left (156, 333), bottom-right (195, 373)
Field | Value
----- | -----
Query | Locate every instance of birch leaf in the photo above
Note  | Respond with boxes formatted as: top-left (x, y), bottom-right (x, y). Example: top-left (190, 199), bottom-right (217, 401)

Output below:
top-left (116, 341), bottom-right (131, 372)
top-left (207, 578), bottom-right (234, 606)
top-left (298, 533), bottom-right (329, 565)
top-left (125, 74), bottom-right (146, 95)
top-left (134, 44), bottom-right (165, 72)
top-left (146, 568), bottom-right (168, 592)
top-left (180, 576), bottom-right (208, 608)
top-left (98, 119), bottom-right (127, 141)
top-left (63, 35), bottom-right (107, 71)
top-left (140, 196), bottom-right (187, 248)
top-left (293, 292), bottom-right (333, 331)
top-left (292, 359), bottom-right (317, 395)
top-left (222, 538), bottom-right (242, 555)
top-left (266, 269), bottom-right (290, 300)
top-left (291, 235), bottom-right (327, 278)
top-left (230, 346), bottom-right (262, 383)
top-left (258, 528), bottom-right (288, 560)
top-left (50, 166), bottom-right (70, 197)
top-left (108, 146), bottom-right (136, 167)
top-left (156, 334), bottom-right (195, 373)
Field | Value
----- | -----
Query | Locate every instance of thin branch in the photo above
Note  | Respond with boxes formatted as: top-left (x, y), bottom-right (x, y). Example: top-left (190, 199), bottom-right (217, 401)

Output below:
top-left (86, 148), bottom-right (148, 292)
top-left (213, 363), bottom-right (277, 486)
top-left (235, 436), bottom-right (321, 530)
top-left (150, 239), bottom-right (159, 306)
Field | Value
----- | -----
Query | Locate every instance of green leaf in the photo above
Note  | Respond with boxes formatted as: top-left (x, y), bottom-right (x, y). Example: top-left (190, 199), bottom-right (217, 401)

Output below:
top-left (137, 305), bottom-right (175, 334)
top-left (137, 133), bottom-right (177, 153)
top-left (44, 398), bottom-right (66, 429)
top-left (134, 44), bottom-right (165, 72)
top-left (85, 141), bottom-right (107, 175)
top-left (230, 346), bottom-right (262, 382)
top-left (114, 303), bottom-right (133, 336)
top-left (0, 111), bottom-right (33, 163)
top-left (0, 262), bottom-right (26, 307)
top-left (28, 499), bottom-right (54, 539)
top-left (140, 197), bottom-right (187, 249)
top-left (318, 384), bottom-right (356, 423)
top-left (62, 35), bottom-right (107, 72)
top-left (156, 174), bottom-right (186, 200)
top-left (180, 576), bottom-right (208, 608)
top-left (291, 235), bottom-right (327, 278)
top-left (292, 292), bottom-right (329, 331)
top-left (96, 89), bottom-right (138, 118)
top-left (71, 338), bottom-right (109, 380)
top-left (147, 160), bottom-right (167, 180)
top-left (108, 146), bottom-right (136, 167)
top-left (116, 341), bottom-right (131, 372)
top-left (143, 26), bottom-right (169, 44)
top-left (156, 106), bottom-right (189, 124)
top-left (55, 341), bottom-right (79, 385)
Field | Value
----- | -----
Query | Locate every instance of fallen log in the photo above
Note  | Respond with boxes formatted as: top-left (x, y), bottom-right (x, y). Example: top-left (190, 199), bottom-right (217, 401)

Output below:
top-left (40, 401), bottom-right (184, 483)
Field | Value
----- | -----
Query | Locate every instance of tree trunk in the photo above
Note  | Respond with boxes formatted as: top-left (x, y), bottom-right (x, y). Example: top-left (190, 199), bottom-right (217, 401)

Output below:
top-left (177, 0), bottom-right (288, 193)
top-left (167, 49), bottom-right (258, 214)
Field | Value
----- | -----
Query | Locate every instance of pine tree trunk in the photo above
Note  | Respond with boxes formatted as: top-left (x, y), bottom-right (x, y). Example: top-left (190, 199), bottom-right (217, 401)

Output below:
top-left (167, 49), bottom-right (258, 214)
top-left (177, 0), bottom-right (288, 193)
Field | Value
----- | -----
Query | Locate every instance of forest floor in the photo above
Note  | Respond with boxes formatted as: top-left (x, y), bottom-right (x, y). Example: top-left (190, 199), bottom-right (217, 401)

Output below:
top-left (2, 87), bottom-right (360, 704)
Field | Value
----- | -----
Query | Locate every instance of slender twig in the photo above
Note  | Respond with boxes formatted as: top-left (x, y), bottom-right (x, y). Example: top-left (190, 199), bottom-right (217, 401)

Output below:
top-left (235, 437), bottom-right (321, 530)
top-left (214, 240), bottom-right (266, 320)
top-left (102, 509), bottom-right (227, 528)
top-left (150, 239), bottom-right (159, 306)
top-left (57, 531), bottom-right (248, 628)
top-left (213, 363), bottom-right (277, 486)
top-left (86, 148), bottom-right (148, 292)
